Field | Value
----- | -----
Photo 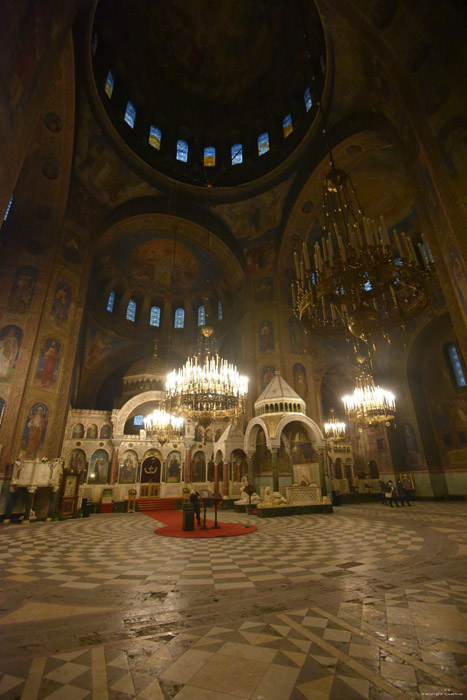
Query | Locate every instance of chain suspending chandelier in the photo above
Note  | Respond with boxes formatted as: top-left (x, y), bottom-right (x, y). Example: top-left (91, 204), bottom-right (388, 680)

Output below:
top-left (324, 409), bottom-right (346, 440)
top-left (143, 409), bottom-right (184, 444)
top-left (291, 127), bottom-right (435, 342)
top-left (166, 326), bottom-right (248, 427)
top-left (341, 361), bottom-right (396, 427)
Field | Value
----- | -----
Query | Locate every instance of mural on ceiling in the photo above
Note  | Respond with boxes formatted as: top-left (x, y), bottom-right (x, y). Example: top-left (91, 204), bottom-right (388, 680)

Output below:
top-left (258, 321), bottom-right (274, 351)
top-left (51, 281), bottom-right (72, 326)
top-left (213, 177), bottom-right (292, 244)
top-left (7, 266), bottom-right (37, 314)
top-left (83, 320), bottom-right (127, 370)
top-left (0, 325), bottom-right (23, 383)
top-left (74, 104), bottom-right (158, 207)
top-left (113, 232), bottom-right (219, 292)
top-left (293, 362), bottom-right (308, 400)
top-left (253, 277), bottom-right (274, 304)
top-left (244, 240), bottom-right (276, 274)
top-left (35, 337), bottom-right (61, 389)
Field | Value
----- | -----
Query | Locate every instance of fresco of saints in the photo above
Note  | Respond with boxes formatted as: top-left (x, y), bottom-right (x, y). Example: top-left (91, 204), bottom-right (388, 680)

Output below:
top-left (0, 327), bottom-right (21, 381)
top-left (24, 404), bottom-right (47, 458)
top-left (39, 339), bottom-right (60, 387)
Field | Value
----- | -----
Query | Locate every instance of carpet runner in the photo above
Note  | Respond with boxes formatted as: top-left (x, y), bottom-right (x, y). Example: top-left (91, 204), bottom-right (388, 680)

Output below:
top-left (144, 509), bottom-right (257, 538)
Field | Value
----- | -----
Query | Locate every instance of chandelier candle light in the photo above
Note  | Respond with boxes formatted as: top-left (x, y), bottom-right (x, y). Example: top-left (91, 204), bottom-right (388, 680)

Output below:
top-left (341, 367), bottom-right (396, 426)
top-left (324, 409), bottom-right (346, 440)
top-left (143, 410), bottom-right (184, 443)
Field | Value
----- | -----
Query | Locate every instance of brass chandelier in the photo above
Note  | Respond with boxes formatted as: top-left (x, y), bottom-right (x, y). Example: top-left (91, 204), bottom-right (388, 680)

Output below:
top-left (166, 326), bottom-right (248, 427)
top-left (292, 155), bottom-right (435, 342)
top-left (324, 409), bottom-right (346, 440)
top-left (341, 361), bottom-right (396, 427)
top-left (143, 409), bottom-right (184, 444)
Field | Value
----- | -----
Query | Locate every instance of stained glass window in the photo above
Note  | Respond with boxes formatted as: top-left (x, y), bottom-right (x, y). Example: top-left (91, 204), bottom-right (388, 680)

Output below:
top-left (176, 139), bottom-right (189, 163)
top-left (106, 291), bottom-right (115, 313)
top-left (150, 306), bottom-right (161, 327)
top-left (124, 101), bottom-right (136, 128)
top-left (3, 195), bottom-right (13, 221)
top-left (126, 299), bottom-right (136, 322)
top-left (204, 147), bottom-right (216, 167)
top-left (134, 414), bottom-right (143, 426)
top-left (105, 70), bottom-right (114, 98)
top-left (198, 305), bottom-right (205, 326)
top-left (231, 143), bottom-right (243, 165)
top-left (447, 343), bottom-right (467, 387)
top-left (304, 86), bottom-right (312, 112)
top-left (218, 300), bottom-right (223, 320)
top-left (149, 125), bottom-right (161, 150)
top-left (283, 113), bottom-right (293, 138)
top-left (174, 307), bottom-right (185, 328)
top-left (258, 132), bottom-right (269, 156)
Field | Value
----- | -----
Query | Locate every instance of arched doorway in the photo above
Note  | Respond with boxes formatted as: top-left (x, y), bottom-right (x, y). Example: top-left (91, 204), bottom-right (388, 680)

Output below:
top-left (140, 450), bottom-right (162, 497)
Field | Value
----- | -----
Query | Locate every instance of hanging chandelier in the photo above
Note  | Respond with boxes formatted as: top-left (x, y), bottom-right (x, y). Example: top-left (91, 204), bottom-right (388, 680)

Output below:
top-left (143, 409), bottom-right (184, 445)
top-left (324, 409), bottom-right (346, 440)
top-left (292, 147), bottom-right (435, 343)
top-left (166, 326), bottom-right (248, 427)
top-left (341, 363), bottom-right (395, 427)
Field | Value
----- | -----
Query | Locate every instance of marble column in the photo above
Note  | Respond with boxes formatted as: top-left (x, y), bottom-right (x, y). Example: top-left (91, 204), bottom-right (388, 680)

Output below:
top-left (247, 454), bottom-right (255, 489)
top-left (214, 460), bottom-right (219, 493)
top-left (271, 448), bottom-right (279, 492)
top-left (23, 487), bottom-right (36, 523)
top-left (318, 447), bottom-right (331, 496)
top-left (47, 487), bottom-right (60, 521)
top-left (184, 449), bottom-right (191, 483)
top-left (222, 461), bottom-right (229, 496)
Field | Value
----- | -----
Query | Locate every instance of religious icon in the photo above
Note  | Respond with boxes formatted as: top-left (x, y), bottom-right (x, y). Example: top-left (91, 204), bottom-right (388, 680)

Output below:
top-left (7, 266), bottom-right (37, 314)
top-left (22, 403), bottom-right (48, 458)
top-left (86, 424), bottom-right (98, 439)
top-left (64, 475), bottom-right (78, 497)
top-left (119, 451), bottom-right (137, 484)
top-left (259, 320), bottom-right (274, 351)
top-left (261, 365), bottom-right (276, 389)
top-left (67, 449), bottom-right (86, 474)
top-left (89, 450), bottom-right (109, 483)
top-left (293, 362), bottom-right (308, 399)
top-left (72, 423), bottom-right (84, 438)
top-left (51, 281), bottom-right (71, 325)
top-left (191, 452), bottom-right (206, 482)
top-left (167, 451), bottom-right (181, 483)
top-left (37, 337), bottom-right (60, 388)
top-left (0, 325), bottom-right (22, 382)
top-left (100, 424), bottom-right (111, 439)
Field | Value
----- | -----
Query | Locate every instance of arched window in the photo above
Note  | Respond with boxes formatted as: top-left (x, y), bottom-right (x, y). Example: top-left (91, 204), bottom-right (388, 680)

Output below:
top-left (105, 70), bottom-right (114, 98)
top-left (126, 299), bottom-right (137, 322)
top-left (106, 291), bottom-right (115, 313)
top-left (3, 195), bottom-right (13, 222)
top-left (176, 139), bottom-right (188, 163)
top-left (149, 125), bottom-right (161, 150)
top-left (258, 132), bottom-right (269, 156)
top-left (304, 86), bottom-right (312, 112)
top-left (150, 305), bottom-right (161, 327)
top-left (283, 113), bottom-right (293, 138)
top-left (124, 101), bottom-right (136, 128)
top-left (231, 143), bottom-right (243, 165)
top-left (174, 307), bottom-right (185, 328)
top-left (218, 300), bottom-right (223, 320)
top-left (133, 414), bottom-right (143, 426)
top-left (204, 147), bottom-right (216, 167)
top-left (446, 343), bottom-right (467, 387)
top-left (198, 305), bottom-right (205, 326)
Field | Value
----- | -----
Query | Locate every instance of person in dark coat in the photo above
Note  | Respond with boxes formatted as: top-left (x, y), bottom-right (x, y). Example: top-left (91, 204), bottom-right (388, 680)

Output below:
top-left (396, 479), bottom-right (411, 506)
top-left (379, 479), bottom-right (388, 505)
top-left (189, 490), bottom-right (201, 526)
top-left (385, 480), bottom-right (399, 507)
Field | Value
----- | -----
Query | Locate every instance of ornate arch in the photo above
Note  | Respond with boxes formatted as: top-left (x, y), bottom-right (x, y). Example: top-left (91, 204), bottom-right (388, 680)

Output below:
top-left (112, 390), bottom-right (165, 436)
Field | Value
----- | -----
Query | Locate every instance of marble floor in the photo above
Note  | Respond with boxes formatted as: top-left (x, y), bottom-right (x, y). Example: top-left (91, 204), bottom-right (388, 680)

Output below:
top-left (1, 502), bottom-right (467, 700)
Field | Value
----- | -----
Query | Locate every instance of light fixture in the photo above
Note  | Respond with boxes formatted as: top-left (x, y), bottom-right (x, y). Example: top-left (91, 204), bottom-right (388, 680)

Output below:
top-left (291, 106), bottom-right (435, 342)
top-left (324, 409), bottom-right (346, 440)
top-left (166, 326), bottom-right (248, 427)
top-left (143, 409), bottom-right (184, 445)
top-left (342, 362), bottom-right (395, 427)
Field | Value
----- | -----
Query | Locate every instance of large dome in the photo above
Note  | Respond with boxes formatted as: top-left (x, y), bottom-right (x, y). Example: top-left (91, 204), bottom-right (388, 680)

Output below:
top-left (91, 0), bottom-right (326, 187)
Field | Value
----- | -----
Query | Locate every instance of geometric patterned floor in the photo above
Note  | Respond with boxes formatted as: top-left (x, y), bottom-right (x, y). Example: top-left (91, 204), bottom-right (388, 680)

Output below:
top-left (0, 502), bottom-right (466, 699)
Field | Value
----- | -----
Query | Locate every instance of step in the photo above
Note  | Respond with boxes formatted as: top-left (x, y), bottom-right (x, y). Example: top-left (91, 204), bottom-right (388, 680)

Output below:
top-left (137, 498), bottom-right (178, 511)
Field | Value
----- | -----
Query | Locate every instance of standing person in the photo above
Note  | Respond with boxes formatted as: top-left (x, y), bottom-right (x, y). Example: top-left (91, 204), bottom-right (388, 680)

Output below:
top-left (396, 478), bottom-right (411, 507)
top-left (379, 479), bottom-right (388, 505)
top-left (190, 491), bottom-right (201, 526)
top-left (385, 480), bottom-right (399, 508)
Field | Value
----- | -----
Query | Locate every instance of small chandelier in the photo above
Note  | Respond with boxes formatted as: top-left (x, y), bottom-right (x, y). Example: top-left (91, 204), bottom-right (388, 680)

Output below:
top-left (324, 409), bottom-right (346, 440)
top-left (143, 409), bottom-right (184, 445)
top-left (166, 326), bottom-right (248, 427)
top-left (342, 364), bottom-right (395, 427)
top-left (292, 146), bottom-right (435, 342)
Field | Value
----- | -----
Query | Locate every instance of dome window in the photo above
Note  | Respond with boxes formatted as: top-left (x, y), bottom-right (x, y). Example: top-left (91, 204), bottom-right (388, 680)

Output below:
top-left (104, 70), bottom-right (114, 99)
top-left (149, 305), bottom-right (161, 327)
top-left (126, 299), bottom-right (137, 322)
top-left (204, 147), bottom-right (216, 167)
top-left (198, 305), bottom-right (205, 327)
top-left (231, 143), bottom-right (243, 165)
top-left (134, 414), bottom-right (143, 426)
top-left (3, 195), bottom-right (13, 222)
top-left (258, 132), bottom-right (269, 156)
top-left (304, 86), bottom-right (312, 112)
top-left (124, 101), bottom-right (136, 128)
top-left (106, 290), bottom-right (115, 313)
top-left (283, 113), bottom-right (293, 138)
top-left (218, 300), bottom-right (223, 321)
top-left (176, 139), bottom-right (189, 163)
top-left (149, 125), bottom-right (161, 150)
top-left (174, 307), bottom-right (185, 328)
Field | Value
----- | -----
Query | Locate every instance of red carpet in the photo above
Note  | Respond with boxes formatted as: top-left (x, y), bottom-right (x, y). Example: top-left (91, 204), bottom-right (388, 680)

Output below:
top-left (144, 509), bottom-right (257, 538)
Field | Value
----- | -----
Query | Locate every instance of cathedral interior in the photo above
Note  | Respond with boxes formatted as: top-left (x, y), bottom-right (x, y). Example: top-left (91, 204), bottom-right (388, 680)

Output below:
top-left (1, 1), bottom-right (467, 699)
